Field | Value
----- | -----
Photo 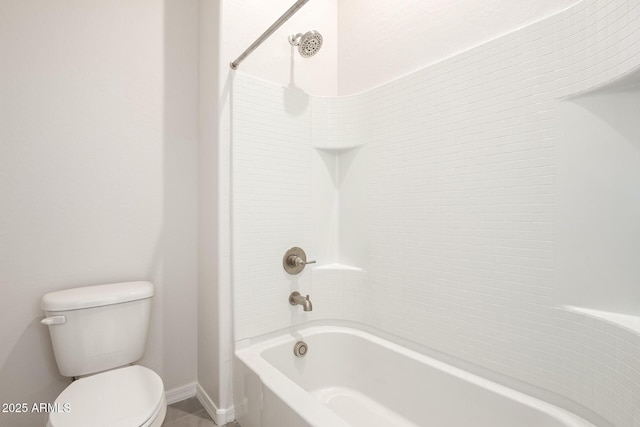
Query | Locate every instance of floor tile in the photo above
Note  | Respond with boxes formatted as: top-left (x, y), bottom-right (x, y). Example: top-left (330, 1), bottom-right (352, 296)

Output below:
top-left (162, 396), bottom-right (238, 427)
top-left (162, 415), bottom-right (215, 427)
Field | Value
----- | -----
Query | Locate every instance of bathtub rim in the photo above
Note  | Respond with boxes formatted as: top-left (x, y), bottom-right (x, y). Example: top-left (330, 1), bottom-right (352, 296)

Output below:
top-left (234, 319), bottom-right (611, 427)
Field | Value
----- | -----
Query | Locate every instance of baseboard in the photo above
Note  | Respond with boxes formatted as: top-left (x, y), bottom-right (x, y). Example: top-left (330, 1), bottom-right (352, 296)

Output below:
top-left (165, 382), bottom-right (197, 405)
top-left (196, 383), bottom-right (235, 425)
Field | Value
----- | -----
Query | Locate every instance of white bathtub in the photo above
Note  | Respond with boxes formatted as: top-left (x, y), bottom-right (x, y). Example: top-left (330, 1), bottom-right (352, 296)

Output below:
top-left (233, 325), bottom-right (597, 427)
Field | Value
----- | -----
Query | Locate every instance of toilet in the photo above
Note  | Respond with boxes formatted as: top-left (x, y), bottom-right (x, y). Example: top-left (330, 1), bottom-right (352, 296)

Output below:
top-left (41, 281), bottom-right (166, 427)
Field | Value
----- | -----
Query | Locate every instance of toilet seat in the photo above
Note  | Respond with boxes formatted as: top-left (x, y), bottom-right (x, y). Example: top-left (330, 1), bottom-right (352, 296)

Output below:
top-left (47, 365), bottom-right (165, 427)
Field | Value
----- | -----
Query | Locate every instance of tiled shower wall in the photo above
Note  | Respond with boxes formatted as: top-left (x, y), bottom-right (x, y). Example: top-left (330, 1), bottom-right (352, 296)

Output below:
top-left (232, 77), bottom-right (369, 340)
top-left (232, 1), bottom-right (640, 425)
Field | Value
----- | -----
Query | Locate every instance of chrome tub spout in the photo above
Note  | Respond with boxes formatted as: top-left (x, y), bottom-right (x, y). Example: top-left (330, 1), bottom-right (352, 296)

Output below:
top-left (289, 291), bottom-right (312, 311)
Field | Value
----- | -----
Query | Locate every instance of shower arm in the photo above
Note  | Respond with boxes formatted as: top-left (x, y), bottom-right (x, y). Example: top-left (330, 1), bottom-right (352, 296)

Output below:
top-left (230, 0), bottom-right (311, 70)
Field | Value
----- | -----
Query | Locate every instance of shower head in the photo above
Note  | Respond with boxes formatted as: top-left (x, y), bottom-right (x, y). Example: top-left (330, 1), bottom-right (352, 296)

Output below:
top-left (288, 30), bottom-right (323, 58)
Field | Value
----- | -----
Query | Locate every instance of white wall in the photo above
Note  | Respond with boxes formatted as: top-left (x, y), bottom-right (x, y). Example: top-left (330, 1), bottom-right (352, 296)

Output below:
top-left (197, 0), bottom-right (225, 418)
top-left (0, 1), bottom-right (198, 425)
top-left (158, 0), bottom-right (199, 395)
top-left (337, 0), bottom-right (580, 95)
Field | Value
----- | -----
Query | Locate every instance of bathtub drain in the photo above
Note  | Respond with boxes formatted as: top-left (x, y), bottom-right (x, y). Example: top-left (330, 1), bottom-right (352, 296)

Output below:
top-left (293, 341), bottom-right (308, 357)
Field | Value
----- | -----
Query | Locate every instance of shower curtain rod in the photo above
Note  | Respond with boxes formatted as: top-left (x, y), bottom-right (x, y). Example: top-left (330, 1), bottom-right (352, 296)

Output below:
top-left (230, 0), bottom-right (310, 70)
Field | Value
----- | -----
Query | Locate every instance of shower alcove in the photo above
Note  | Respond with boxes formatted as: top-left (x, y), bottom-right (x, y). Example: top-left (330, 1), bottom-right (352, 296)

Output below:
top-left (228, 1), bottom-right (640, 425)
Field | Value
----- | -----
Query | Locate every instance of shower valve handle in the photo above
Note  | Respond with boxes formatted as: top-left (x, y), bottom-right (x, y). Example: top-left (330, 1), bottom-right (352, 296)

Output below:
top-left (283, 247), bottom-right (315, 274)
top-left (287, 255), bottom-right (316, 268)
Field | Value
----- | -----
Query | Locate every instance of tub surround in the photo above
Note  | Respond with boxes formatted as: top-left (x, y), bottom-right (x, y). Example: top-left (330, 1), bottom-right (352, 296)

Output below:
top-left (231, 0), bottom-right (640, 425)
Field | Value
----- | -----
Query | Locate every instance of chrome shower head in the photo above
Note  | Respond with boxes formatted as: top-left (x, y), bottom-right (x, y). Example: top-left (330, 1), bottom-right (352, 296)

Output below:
top-left (288, 30), bottom-right (323, 58)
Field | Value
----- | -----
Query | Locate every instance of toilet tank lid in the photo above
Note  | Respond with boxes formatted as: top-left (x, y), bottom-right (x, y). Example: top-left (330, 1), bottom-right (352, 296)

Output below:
top-left (41, 281), bottom-right (154, 312)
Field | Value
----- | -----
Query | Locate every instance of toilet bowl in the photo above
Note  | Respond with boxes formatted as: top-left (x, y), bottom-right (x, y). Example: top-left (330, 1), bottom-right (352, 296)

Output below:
top-left (41, 281), bottom-right (166, 427)
top-left (46, 366), bottom-right (166, 427)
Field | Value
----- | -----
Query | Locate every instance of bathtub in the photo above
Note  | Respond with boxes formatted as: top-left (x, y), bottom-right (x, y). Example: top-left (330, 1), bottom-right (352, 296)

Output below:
top-left (233, 324), bottom-right (597, 427)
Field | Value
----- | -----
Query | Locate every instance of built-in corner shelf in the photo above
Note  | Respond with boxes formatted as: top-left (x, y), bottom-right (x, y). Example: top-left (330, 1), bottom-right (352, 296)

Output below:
top-left (313, 144), bottom-right (364, 152)
top-left (562, 305), bottom-right (640, 336)
top-left (313, 263), bottom-right (364, 272)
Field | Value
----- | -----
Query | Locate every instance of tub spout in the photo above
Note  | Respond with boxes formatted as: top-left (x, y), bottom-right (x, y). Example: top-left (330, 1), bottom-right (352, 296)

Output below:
top-left (289, 291), bottom-right (312, 311)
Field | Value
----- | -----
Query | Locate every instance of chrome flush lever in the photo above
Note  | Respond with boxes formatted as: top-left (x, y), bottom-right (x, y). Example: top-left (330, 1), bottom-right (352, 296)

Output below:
top-left (283, 247), bottom-right (315, 274)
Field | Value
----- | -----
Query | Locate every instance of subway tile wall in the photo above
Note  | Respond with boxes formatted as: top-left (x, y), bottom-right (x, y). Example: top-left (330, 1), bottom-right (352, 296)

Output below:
top-left (232, 1), bottom-right (640, 425)
top-left (232, 75), bottom-right (313, 340)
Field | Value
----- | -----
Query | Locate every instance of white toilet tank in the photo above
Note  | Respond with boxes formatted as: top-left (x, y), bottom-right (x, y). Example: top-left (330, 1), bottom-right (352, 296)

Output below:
top-left (41, 281), bottom-right (154, 377)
